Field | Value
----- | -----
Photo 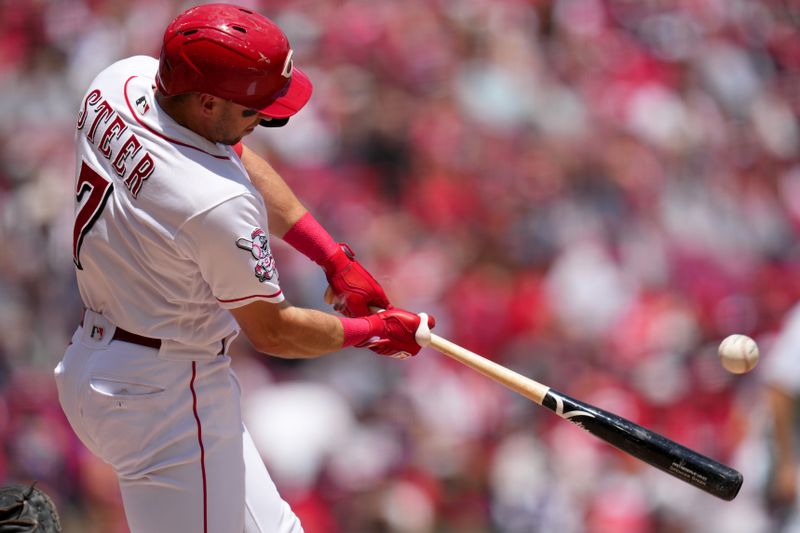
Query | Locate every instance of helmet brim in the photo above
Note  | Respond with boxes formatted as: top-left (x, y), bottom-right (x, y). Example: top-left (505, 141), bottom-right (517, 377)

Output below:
top-left (258, 67), bottom-right (313, 120)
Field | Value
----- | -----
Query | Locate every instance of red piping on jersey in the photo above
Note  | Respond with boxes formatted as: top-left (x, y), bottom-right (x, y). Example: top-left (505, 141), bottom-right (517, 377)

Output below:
top-left (124, 76), bottom-right (230, 160)
top-left (217, 290), bottom-right (283, 303)
top-left (189, 362), bottom-right (208, 533)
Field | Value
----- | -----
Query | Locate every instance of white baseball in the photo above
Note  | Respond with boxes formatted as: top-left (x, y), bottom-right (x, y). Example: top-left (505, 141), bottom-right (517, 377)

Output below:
top-left (718, 334), bottom-right (759, 374)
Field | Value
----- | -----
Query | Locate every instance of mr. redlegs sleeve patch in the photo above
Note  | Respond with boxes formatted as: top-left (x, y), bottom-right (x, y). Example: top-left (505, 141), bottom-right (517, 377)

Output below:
top-left (236, 227), bottom-right (278, 283)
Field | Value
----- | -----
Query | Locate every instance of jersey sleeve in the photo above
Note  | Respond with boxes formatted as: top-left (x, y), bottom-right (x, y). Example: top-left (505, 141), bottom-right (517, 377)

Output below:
top-left (179, 194), bottom-right (284, 309)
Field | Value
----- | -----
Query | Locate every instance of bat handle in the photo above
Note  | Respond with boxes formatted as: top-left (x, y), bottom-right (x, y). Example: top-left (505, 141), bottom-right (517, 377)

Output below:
top-left (429, 333), bottom-right (550, 404)
top-left (367, 307), bottom-right (549, 404)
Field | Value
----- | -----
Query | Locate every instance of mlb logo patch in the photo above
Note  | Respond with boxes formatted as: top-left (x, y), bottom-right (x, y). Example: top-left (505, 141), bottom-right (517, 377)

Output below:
top-left (90, 325), bottom-right (105, 341)
top-left (135, 96), bottom-right (150, 115)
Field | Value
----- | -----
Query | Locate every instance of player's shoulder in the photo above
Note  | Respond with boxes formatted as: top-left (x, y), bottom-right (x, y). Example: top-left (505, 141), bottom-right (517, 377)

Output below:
top-left (172, 157), bottom-right (257, 207)
top-left (88, 56), bottom-right (158, 91)
top-left (142, 143), bottom-right (258, 222)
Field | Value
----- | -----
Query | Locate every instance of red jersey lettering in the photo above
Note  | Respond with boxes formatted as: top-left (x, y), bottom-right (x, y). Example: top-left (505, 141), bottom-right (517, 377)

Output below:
top-left (112, 134), bottom-right (143, 177)
top-left (87, 99), bottom-right (114, 143)
top-left (77, 89), bottom-right (102, 130)
top-left (124, 153), bottom-right (155, 198)
top-left (73, 161), bottom-right (113, 269)
top-left (99, 115), bottom-right (128, 159)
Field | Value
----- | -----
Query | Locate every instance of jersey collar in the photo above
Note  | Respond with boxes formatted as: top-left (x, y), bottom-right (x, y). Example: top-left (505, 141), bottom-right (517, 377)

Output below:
top-left (124, 75), bottom-right (232, 160)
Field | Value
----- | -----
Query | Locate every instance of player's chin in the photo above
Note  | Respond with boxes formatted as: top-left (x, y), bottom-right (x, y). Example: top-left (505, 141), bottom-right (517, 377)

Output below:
top-left (220, 134), bottom-right (247, 146)
top-left (219, 128), bottom-right (256, 146)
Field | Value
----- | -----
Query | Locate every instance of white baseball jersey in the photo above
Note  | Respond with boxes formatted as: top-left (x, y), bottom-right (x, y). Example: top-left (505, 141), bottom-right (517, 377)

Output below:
top-left (73, 55), bottom-right (283, 355)
top-left (57, 55), bottom-right (303, 532)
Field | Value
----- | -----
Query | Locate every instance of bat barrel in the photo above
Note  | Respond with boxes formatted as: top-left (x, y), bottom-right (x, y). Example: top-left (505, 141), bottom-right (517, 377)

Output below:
top-left (542, 389), bottom-right (743, 501)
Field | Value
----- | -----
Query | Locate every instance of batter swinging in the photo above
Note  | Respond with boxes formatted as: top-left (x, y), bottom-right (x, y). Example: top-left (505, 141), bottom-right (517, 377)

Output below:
top-left (54, 4), bottom-right (434, 532)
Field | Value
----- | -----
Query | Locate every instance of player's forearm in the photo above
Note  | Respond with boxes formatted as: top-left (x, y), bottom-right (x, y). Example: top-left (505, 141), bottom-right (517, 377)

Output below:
top-left (231, 300), bottom-right (431, 359)
top-left (240, 145), bottom-right (306, 237)
top-left (247, 304), bottom-right (345, 358)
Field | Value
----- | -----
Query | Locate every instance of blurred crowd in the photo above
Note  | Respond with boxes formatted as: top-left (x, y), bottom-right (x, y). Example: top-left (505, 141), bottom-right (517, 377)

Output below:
top-left (2, 0), bottom-right (800, 531)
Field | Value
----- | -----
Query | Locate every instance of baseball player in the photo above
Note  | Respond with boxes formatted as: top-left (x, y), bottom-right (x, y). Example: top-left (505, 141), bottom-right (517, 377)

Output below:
top-left (53, 4), bottom-right (434, 533)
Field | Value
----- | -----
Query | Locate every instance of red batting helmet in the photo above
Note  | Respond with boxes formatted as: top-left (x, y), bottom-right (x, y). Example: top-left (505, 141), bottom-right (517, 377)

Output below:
top-left (156, 3), bottom-right (312, 119)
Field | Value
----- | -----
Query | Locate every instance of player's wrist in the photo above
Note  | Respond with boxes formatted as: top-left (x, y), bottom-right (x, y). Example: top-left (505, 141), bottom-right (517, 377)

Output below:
top-left (282, 212), bottom-right (339, 264)
top-left (319, 244), bottom-right (353, 274)
top-left (339, 315), bottom-right (380, 347)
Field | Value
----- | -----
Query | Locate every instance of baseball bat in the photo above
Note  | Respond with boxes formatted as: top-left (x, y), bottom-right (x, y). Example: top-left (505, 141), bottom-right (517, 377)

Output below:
top-left (428, 334), bottom-right (743, 501)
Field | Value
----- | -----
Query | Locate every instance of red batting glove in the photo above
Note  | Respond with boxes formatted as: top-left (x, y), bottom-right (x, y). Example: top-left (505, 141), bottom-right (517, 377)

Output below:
top-left (358, 308), bottom-right (436, 358)
top-left (320, 243), bottom-right (391, 317)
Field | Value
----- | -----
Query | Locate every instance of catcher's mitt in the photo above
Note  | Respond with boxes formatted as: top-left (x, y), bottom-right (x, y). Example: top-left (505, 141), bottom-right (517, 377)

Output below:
top-left (0, 483), bottom-right (61, 533)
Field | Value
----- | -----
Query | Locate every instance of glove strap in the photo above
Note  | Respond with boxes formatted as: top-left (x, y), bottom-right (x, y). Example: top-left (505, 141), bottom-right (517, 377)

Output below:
top-left (282, 212), bottom-right (339, 264)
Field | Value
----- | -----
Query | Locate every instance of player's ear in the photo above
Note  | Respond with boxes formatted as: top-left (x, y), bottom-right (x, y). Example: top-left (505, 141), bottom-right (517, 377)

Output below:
top-left (198, 93), bottom-right (219, 118)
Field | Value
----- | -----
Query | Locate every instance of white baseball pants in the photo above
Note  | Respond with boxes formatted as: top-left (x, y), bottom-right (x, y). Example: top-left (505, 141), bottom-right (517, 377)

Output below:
top-left (54, 317), bottom-right (303, 533)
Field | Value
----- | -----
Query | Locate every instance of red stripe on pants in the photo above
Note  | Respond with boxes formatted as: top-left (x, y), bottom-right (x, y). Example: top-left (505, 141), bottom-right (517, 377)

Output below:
top-left (190, 361), bottom-right (208, 533)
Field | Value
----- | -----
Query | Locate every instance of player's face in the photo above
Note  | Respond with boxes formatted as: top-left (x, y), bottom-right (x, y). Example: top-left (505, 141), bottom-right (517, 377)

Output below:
top-left (209, 101), bottom-right (263, 145)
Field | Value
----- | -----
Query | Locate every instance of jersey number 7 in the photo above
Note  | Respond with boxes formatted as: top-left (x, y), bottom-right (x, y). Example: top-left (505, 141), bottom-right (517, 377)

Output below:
top-left (73, 161), bottom-right (113, 270)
